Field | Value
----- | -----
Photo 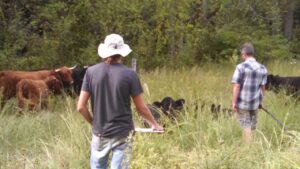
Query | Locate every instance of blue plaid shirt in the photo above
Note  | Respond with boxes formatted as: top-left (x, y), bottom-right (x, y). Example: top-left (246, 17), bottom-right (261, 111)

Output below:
top-left (232, 58), bottom-right (267, 110)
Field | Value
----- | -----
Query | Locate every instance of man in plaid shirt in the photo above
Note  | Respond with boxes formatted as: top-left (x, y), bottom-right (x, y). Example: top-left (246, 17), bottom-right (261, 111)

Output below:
top-left (232, 42), bottom-right (267, 143)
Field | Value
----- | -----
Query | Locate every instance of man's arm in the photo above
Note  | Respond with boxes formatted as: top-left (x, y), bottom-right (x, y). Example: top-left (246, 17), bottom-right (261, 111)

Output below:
top-left (259, 85), bottom-right (266, 109)
top-left (77, 91), bottom-right (93, 125)
top-left (261, 85), bottom-right (266, 95)
top-left (232, 83), bottom-right (241, 112)
top-left (132, 94), bottom-right (163, 131)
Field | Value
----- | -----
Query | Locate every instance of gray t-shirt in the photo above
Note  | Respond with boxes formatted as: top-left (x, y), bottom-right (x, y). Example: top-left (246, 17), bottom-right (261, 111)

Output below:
top-left (81, 62), bottom-right (143, 137)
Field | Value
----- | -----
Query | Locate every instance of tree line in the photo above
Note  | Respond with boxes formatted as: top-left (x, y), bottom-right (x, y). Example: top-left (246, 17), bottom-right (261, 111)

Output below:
top-left (0, 0), bottom-right (300, 70)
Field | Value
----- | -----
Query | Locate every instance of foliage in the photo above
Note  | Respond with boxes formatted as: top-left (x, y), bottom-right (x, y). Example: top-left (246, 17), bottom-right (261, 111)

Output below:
top-left (0, 0), bottom-right (300, 70)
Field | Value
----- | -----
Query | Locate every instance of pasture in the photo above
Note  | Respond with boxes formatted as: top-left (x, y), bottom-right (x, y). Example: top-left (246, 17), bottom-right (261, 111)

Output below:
top-left (1, 61), bottom-right (300, 169)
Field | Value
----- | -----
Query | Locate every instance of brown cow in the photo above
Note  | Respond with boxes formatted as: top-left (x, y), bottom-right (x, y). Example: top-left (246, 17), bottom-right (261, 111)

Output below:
top-left (16, 75), bottom-right (62, 110)
top-left (0, 66), bottom-right (75, 102)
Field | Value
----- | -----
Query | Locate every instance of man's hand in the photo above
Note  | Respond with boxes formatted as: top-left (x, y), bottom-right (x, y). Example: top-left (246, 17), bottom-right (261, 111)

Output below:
top-left (232, 102), bottom-right (238, 113)
top-left (232, 84), bottom-right (240, 113)
top-left (151, 124), bottom-right (164, 132)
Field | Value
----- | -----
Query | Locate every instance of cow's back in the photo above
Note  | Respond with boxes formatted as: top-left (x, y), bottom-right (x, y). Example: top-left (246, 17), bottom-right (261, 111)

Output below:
top-left (0, 72), bottom-right (22, 100)
top-left (17, 79), bottom-right (48, 97)
top-left (3, 70), bottom-right (51, 80)
top-left (268, 75), bottom-right (300, 94)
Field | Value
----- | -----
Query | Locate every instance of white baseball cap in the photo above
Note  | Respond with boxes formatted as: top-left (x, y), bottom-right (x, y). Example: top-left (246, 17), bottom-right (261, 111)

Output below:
top-left (98, 33), bottom-right (132, 58)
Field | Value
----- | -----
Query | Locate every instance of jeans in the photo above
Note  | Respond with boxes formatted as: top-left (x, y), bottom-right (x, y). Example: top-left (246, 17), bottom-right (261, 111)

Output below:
top-left (90, 132), bottom-right (134, 169)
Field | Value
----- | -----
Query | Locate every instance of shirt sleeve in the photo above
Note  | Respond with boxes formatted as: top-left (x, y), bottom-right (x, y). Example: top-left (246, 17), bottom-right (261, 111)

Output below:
top-left (261, 67), bottom-right (268, 85)
top-left (130, 72), bottom-right (143, 96)
top-left (81, 69), bottom-right (91, 93)
top-left (231, 65), bottom-right (243, 84)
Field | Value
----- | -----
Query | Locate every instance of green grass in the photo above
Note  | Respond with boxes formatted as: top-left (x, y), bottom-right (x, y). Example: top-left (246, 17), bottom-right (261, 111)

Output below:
top-left (1, 61), bottom-right (300, 169)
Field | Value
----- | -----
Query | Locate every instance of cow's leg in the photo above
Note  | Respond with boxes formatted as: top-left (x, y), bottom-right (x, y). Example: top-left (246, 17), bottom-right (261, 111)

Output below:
top-left (41, 97), bottom-right (48, 109)
top-left (27, 93), bottom-right (38, 111)
top-left (28, 102), bottom-right (37, 110)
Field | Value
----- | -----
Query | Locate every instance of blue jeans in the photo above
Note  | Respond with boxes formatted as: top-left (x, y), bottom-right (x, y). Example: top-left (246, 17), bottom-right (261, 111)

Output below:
top-left (90, 133), bottom-right (133, 169)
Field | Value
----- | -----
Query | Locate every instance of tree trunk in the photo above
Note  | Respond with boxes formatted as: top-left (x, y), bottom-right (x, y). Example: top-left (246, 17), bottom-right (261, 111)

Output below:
top-left (169, 0), bottom-right (176, 61)
top-left (202, 0), bottom-right (208, 26)
top-left (284, 1), bottom-right (295, 41)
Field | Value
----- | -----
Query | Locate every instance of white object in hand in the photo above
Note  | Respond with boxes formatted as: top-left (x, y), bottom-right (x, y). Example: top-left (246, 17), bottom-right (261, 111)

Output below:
top-left (134, 128), bottom-right (164, 133)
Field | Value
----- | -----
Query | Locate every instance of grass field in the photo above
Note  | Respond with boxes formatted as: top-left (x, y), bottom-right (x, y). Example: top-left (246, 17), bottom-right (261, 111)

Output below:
top-left (1, 61), bottom-right (300, 169)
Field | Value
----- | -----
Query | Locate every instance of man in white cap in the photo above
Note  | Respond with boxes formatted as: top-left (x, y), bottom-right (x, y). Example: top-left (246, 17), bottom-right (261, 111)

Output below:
top-left (77, 33), bottom-right (163, 169)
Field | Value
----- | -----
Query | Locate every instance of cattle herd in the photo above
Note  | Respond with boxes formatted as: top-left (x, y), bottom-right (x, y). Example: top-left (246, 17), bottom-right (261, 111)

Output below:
top-left (0, 65), bottom-right (86, 110)
top-left (0, 65), bottom-right (299, 127)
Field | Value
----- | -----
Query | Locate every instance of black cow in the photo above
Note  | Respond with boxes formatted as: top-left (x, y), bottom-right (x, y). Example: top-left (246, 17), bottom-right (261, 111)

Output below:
top-left (154, 97), bottom-right (185, 120)
top-left (143, 97), bottom-right (185, 127)
top-left (192, 99), bottom-right (233, 119)
top-left (267, 74), bottom-right (300, 95)
top-left (143, 104), bottom-right (162, 128)
top-left (69, 66), bottom-right (88, 96)
top-left (210, 104), bottom-right (233, 119)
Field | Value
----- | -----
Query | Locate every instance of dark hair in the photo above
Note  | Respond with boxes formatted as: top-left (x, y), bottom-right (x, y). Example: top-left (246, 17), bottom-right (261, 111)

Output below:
top-left (240, 42), bottom-right (255, 56)
top-left (102, 54), bottom-right (122, 64)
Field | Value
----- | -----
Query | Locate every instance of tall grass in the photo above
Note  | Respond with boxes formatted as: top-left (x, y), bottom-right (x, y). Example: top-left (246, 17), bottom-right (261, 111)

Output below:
top-left (1, 61), bottom-right (300, 169)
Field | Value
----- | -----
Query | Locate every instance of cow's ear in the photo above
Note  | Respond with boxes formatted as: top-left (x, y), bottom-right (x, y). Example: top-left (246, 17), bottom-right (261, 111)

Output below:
top-left (69, 65), bottom-right (77, 70)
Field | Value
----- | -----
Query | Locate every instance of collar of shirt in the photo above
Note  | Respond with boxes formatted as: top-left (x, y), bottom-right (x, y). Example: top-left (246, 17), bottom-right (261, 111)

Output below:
top-left (245, 57), bottom-right (256, 62)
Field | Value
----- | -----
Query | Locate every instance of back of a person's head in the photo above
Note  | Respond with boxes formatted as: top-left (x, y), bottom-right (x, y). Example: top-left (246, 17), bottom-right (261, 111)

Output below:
top-left (241, 42), bottom-right (255, 56)
top-left (102, 54), bottom-right (122, 64)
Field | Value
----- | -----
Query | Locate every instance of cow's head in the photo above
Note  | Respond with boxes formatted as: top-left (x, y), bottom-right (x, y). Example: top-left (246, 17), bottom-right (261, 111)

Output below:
top-left (54, 66), bottom-right (76, 87)
top-left (266, 74), bottom-right (281, 90)
top-left (266, 74), bottom-right (274, 90)
top-left (210, 103), bottom-right (221, 114)
top-left (173, 99), bottom-right (185, 110)
top-left (71, 66), bottom-right (89, 95)
top-left (45, 75), bottom-right (63, 94)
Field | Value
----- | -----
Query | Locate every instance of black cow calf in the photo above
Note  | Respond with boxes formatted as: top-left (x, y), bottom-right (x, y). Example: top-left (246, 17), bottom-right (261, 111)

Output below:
top-left (210, 104), bottom-right (233, 119)
top-left (155, 97), bottom-right (185, 120)
top-left (143, 97), bottom-right (185, 127)
top-left (267, 74), bottom-right (300, 95)
top-left (143, 104), bottom-right (162, 128)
